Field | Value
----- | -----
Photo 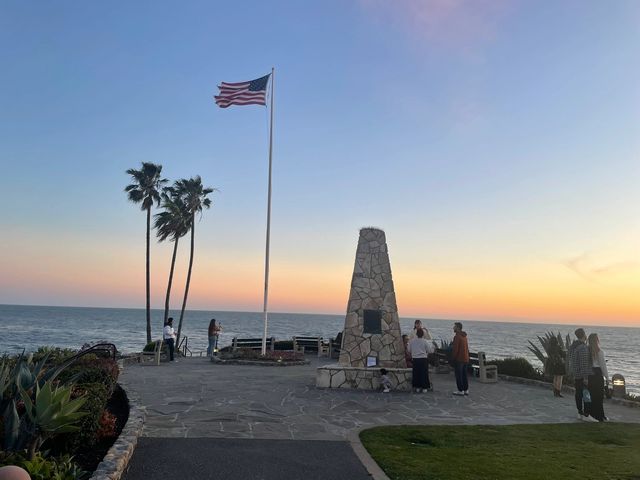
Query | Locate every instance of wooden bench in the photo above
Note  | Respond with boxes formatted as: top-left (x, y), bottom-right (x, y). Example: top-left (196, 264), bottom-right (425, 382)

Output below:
top-left (139, 339), bottom-right (163, 366)
top-left (232, 337), bottom-right (275, 352)
top-left (293, 336), bottom-right (324, 356)
top-left (476, 351), bottom-right (498, 383)
top-left (434, 349), bottom-right (498, 383)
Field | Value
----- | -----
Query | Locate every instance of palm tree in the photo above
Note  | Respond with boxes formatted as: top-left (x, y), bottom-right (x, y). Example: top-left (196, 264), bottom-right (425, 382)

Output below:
top-left (125, 162), bottom-right (168, 344)
top-left (154, 188), bottom-right (190, 326)
top-left (173, 176), bottom-right (214, 346)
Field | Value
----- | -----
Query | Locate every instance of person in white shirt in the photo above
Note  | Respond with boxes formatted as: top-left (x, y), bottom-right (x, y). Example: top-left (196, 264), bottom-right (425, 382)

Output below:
top-left (408, 328), bottom-right (435, 393)
top-left (163, 317), bottom-right (177, 362)
top-left (411, 319), bottom-right (432, 341)
top-left (587, 333), bottom-right (608, 421)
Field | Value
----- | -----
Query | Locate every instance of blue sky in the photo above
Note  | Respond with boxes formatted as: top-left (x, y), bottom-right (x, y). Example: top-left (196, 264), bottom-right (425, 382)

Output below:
top-left (1, 1), bottom-right (639, 325)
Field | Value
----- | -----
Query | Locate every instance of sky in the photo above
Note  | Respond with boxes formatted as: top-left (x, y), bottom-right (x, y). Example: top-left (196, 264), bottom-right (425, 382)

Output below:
top-left (1, 0), bottom-right (639, 326)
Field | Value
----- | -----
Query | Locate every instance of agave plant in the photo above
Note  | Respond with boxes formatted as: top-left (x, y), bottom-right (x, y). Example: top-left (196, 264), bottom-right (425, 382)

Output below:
top-left (18, 381), bottom-right (87, 458)
top-left (0, 352), bottom-right (68, 415)
top-left (527, 331), bottom-right (571, 367)
top-left (1, 352), bottom-right (86, 459)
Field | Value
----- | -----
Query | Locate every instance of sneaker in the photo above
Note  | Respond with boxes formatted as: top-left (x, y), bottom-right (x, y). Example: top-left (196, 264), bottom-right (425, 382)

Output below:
top-left (584, 415), bottom-right (599, 423)
top-left (463, 390), bottom-right (469, 396)
top-left (427, 386), bottom-right (434, 392)
top-left (453, 391), bottom-right (464, 396)
top-left (578, 414), bottom-right (585, 421)
top-left (383, 387), bottom-right (390, 393)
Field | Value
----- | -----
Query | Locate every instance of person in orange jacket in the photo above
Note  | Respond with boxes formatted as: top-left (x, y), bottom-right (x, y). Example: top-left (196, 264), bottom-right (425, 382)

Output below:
top-left (451, 322), bottom-right (470, 396)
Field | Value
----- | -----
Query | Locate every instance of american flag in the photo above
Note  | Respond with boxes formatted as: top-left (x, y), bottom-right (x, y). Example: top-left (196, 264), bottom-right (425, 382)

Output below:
top-left (214, 74), bottom-right (270, 108)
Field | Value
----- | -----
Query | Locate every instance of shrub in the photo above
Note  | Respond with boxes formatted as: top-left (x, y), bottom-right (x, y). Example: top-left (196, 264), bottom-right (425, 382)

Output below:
top-left (220, 349), bottom-right (304, 362)
top-left (55, 382), bottom-right (108, 452)
top-left (58, 357), bottom-right (119, 396)
top-left (31, 347), bottom-right (77, 366)
top-left (143, 341), bottom-right (167, 353)
top-left (486, 357), bottom-right (543, 380)
top-left (0, 451), bottom-right (88, 480)
top-left (1, 353), bottom-right (86, 458)
top-left (96, 411), bottom-right (118, 440)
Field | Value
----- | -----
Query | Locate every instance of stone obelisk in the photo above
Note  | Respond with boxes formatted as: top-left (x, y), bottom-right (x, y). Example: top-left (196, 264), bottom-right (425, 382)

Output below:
top-left (339, 228), bottom-right (405, 368)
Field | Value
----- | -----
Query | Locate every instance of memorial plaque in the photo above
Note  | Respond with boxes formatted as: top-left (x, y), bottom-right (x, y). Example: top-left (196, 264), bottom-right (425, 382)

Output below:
top-left (363, 309), bottom-right (382, 334)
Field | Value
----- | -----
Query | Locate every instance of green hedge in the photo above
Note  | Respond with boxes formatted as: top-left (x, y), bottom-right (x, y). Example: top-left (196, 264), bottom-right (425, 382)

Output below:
top-left (58, 356), bottom-right (119, 396)
top-left (143, 340), bottom-right (168, 353)
top-left (486, 357), bottom-right (544, 380)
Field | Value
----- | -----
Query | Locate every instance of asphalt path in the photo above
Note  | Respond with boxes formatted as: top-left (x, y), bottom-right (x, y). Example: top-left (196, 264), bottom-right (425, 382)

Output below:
top-left (123, 437), bottom-right (372, 480)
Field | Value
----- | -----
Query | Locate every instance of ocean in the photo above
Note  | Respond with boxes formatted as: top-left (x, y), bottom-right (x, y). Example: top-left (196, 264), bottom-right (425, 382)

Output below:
top-left (1, 304), bottom-right (638, 394)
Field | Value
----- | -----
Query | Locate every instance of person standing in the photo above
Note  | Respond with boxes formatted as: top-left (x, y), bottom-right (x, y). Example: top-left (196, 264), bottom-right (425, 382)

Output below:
top-left (402, 334), bottom-right (413, 368)
top-left (408, 328), bottom-right (434, 393)
top-left (546, 335), bottom-right (566, 397)
top-left (164, 317), bottom-right (177, 362)
top-left (411, 319), bottom-right (432, 340)
top-left (451, 322), bottom-right (470, 396)
top-left (207, 318), bottom-right (222, 356)
top-left (567, 328), bottom-right (595, 421)
top-left (587, 333), bottom-right (609, 422)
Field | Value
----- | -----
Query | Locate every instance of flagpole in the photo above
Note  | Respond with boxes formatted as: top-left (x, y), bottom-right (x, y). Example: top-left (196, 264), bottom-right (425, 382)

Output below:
top-left (262, 67), bottom-right (274, 355)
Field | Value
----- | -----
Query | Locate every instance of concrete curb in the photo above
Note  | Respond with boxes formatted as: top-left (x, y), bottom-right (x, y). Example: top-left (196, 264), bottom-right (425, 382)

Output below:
top-left (211, 358), bottom-right (310, 366)
top-left (90, 384), bottom-right (146, 480)
top-left (348, 427), bottom-right (391, 480)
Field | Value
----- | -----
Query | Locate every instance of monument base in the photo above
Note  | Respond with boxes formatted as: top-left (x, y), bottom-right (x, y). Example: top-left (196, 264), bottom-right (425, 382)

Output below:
top-left (316, 364), bottom-right (412, 391)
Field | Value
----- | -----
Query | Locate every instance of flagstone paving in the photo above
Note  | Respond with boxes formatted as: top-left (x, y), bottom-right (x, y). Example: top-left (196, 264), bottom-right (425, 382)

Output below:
top-left (120, 356), bottom-right (640, 440)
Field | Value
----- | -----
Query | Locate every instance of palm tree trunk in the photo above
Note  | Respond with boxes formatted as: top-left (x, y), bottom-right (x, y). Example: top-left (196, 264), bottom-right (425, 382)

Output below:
top-left (163, 237), bottom-right (179, 325)
top-left (176, 215), bottom-right (195, 348)
top-left (146, 207), bottom-right (152, 344)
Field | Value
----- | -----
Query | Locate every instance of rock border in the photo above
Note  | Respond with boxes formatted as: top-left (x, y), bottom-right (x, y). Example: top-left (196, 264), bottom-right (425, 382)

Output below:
top-left (211, 357), bottom-right (309, 367)
top-left (90, 384), bottom-right (146, 480)
top-left (498, 374), bottom-right (640, 409)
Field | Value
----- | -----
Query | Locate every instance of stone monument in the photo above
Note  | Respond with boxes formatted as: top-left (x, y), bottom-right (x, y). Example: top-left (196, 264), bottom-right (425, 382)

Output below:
top-left (339, 228), bottom-right (406, 368)
top-left (316, 227), bottom-right (411, 390)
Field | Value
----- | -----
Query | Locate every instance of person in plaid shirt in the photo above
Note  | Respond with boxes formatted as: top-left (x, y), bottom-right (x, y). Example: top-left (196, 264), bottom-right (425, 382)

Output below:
top-left (567, 328), bottom-right (596, 421)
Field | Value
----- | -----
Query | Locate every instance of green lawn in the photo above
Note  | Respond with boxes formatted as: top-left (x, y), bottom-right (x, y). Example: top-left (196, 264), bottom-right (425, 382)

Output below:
top-left (360, 424), bottom-right (640, 480)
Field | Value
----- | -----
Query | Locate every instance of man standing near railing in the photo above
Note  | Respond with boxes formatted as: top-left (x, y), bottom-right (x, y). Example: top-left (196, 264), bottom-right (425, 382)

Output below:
top-left (164, 317), bottom-right (177, 362)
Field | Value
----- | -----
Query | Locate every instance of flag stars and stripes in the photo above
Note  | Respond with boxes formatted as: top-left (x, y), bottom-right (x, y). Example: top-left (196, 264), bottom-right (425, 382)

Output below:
top-left (214, 74), bottom-right (270, 108)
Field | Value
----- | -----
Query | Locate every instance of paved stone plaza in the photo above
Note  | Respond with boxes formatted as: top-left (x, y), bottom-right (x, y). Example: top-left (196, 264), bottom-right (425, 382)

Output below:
top-left (121, 357), bottom-right (640, 440)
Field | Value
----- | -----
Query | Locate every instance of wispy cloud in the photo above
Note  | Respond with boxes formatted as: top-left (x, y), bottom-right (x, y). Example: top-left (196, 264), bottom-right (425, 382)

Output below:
top-left (563, 252), bottom-right (639, 282)
top-left (358, 0), bottom-right (515, 53)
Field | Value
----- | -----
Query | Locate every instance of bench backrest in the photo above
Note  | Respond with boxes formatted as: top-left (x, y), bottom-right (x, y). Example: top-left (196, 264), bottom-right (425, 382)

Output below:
top-left (232, 337), bottom-right (275, 351)
top-left (293, 336), bottom-right (322, 351)
top-left (434, 348), bottom-right (485, 366)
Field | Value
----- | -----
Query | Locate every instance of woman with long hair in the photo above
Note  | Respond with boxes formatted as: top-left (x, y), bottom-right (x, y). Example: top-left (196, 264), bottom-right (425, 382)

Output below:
top-left (408, 328), bottom-right (434, 393)
top-left (207, 318), bottom-right (222, 356)
top-left (546, 335), bottom-right (566, 397)
top-left (587, 333), bottom-right (609, 421)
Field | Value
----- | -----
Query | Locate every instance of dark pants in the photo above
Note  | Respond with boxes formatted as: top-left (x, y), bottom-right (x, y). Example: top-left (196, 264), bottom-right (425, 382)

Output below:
top-left (588, 368), bottom-right (605, 421)
top-left (412, 358), bottom-right (430, 389)
top-left (574, 377), bottom-right (593, 416)
top-left (454, 361), bottom-right (468, 392)
top-left (166, 338), bottom-right (175, 361)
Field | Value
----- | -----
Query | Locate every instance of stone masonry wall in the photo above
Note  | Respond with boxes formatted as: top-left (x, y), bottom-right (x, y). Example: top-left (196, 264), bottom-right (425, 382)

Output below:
top-left (339, 228), bottom-right (406, 368)
top-left (316, 365), bottom-right (412, 391)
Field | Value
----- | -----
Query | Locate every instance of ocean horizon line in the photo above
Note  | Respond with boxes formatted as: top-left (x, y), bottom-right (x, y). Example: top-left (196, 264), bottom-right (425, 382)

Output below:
top-left (2, 303), bottom-right (638, 330)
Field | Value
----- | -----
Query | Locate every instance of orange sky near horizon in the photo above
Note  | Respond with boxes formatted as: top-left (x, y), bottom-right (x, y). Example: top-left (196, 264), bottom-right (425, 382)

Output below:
top-left (3, 227), bottom-right (638, 327)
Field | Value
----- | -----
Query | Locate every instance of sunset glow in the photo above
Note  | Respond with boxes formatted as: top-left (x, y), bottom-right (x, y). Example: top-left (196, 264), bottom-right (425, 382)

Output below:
top-left (1, 1), bottom-right (638, 326)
